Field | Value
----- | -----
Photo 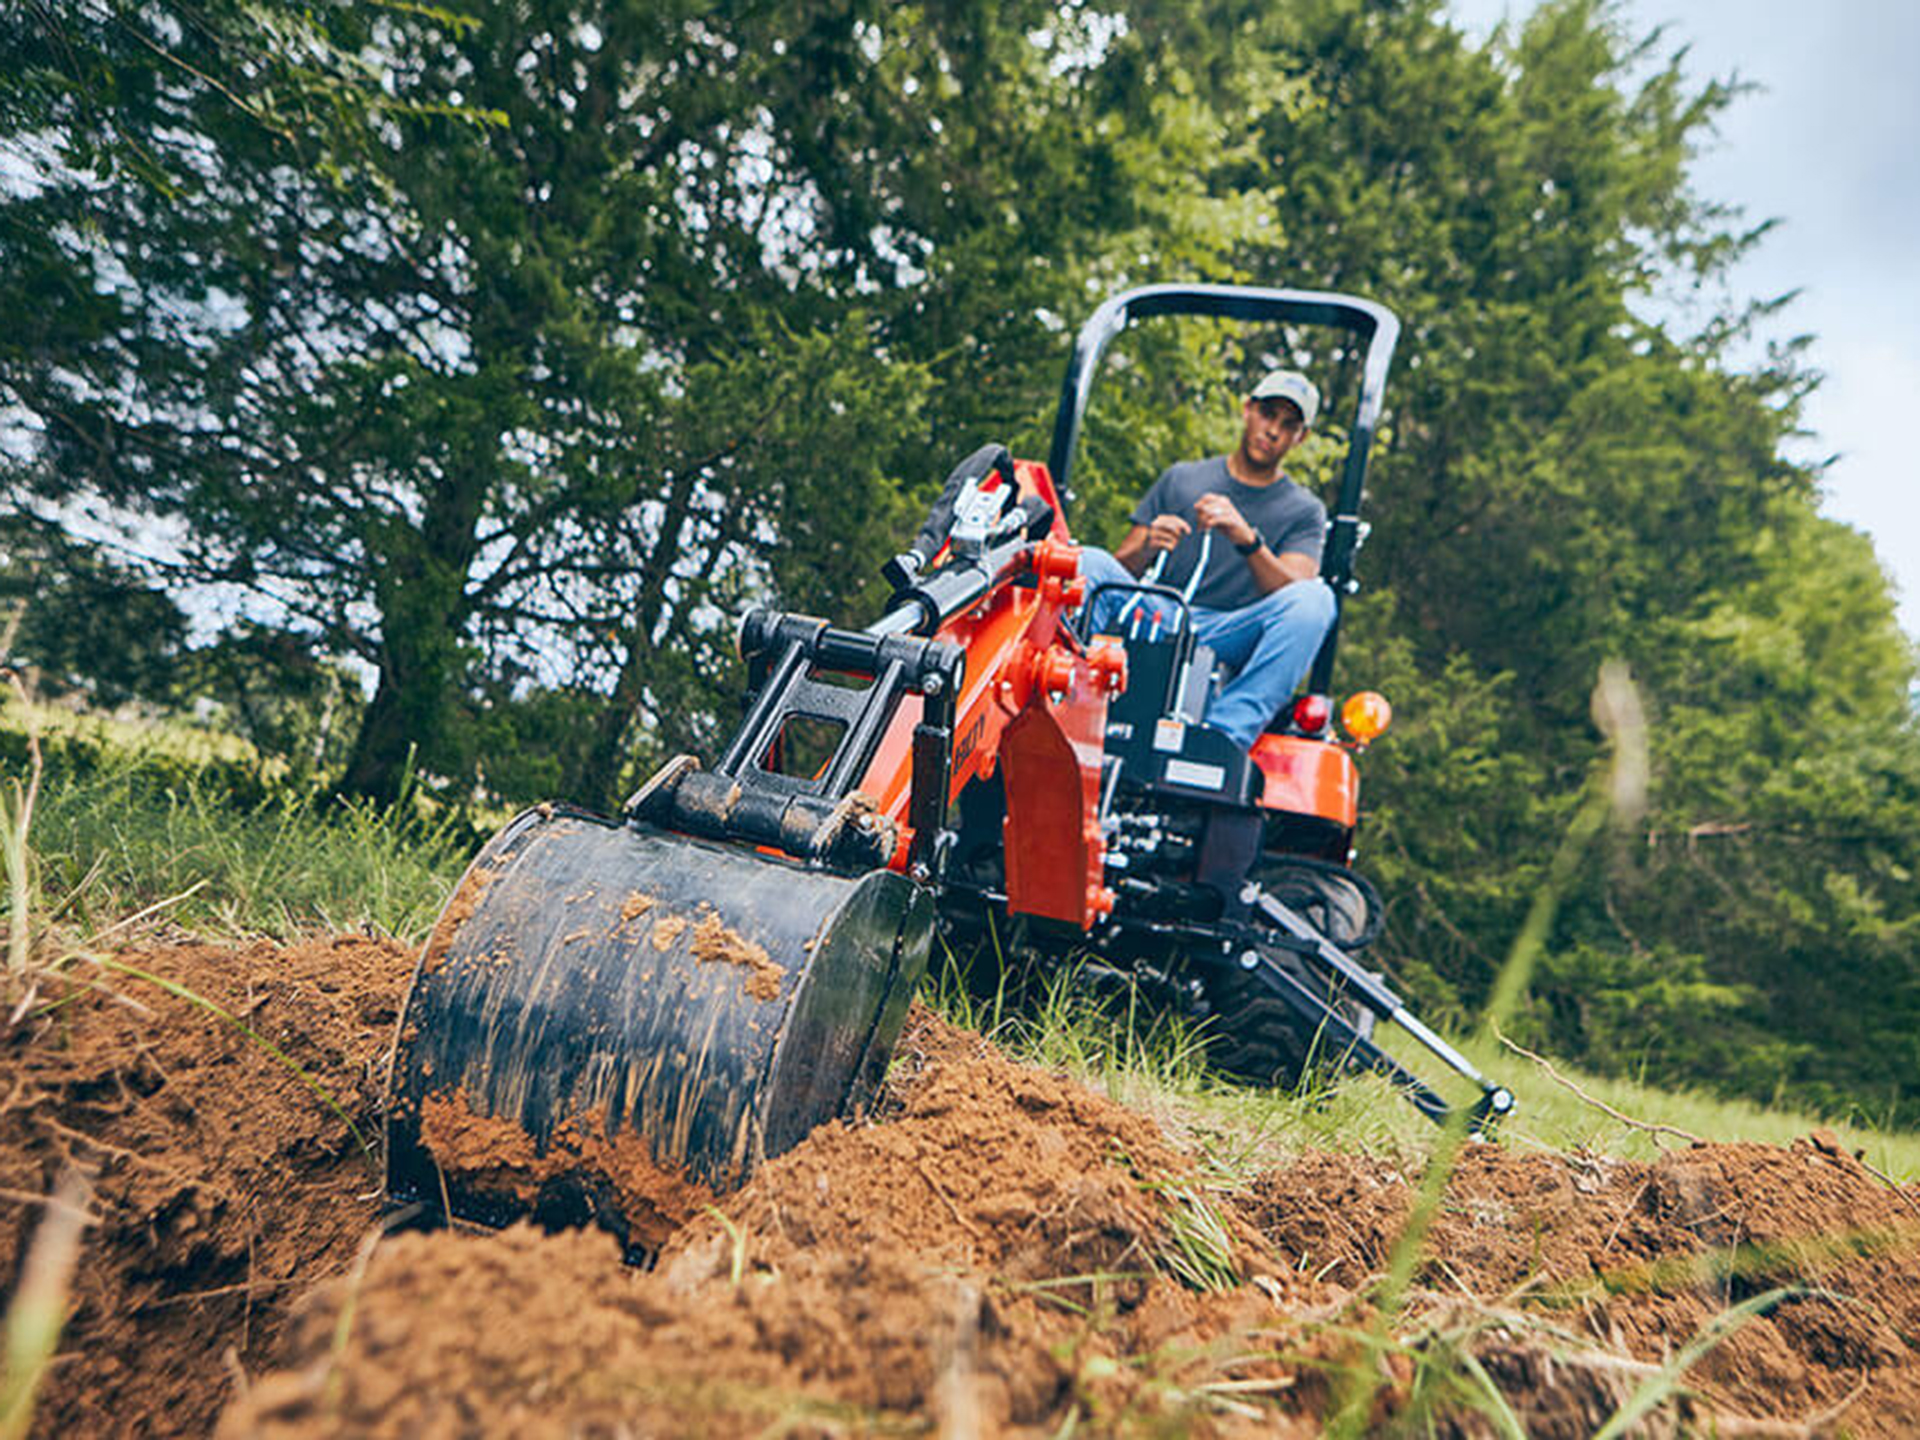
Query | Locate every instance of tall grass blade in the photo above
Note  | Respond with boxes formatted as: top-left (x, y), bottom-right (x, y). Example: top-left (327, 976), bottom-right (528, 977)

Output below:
top-left (0, 1171), bottom-right (91, 1440)
top-left (325, 1225), bottom-right (388, 1411)
top-left (1454, 1349), bottom-right (1528, 1440)
top-left (1328, 661), bottom-right (1648, 1438)
top-left (2, 674), bottom-right (43, 978)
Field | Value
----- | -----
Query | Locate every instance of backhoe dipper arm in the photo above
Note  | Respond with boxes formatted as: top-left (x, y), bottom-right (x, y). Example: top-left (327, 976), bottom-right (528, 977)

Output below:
top-left (630, 614), bottom-right (963, 875)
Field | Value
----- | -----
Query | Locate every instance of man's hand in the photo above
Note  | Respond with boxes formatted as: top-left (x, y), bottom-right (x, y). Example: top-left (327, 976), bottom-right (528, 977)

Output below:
top-left (1142, 513), bottom-right (1191, 553)
top-left (1192, 494), bottom-right (1258, 549)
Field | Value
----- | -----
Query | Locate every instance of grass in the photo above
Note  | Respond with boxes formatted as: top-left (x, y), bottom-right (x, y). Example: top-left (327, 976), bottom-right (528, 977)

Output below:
top-left (0, 707), bottom-right (37, 976)
top-left (928, 942), bottom-right (1920, 1186)
top-left (0, 1173), bottom-right (90, 1440)
top-left (0, 688), bottom-right (476, 945)
top-left (1149, 1182), bottom-right (1241, 1292)
top-left (25, 748), bottom-right (473, 945)
top-left (1429, 1028), bottom-right (1920, 1181)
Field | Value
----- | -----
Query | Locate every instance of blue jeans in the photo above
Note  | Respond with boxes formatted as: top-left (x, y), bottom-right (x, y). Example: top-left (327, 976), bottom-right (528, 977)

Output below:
top-left (1077, 546), bottom-right (1337, 751)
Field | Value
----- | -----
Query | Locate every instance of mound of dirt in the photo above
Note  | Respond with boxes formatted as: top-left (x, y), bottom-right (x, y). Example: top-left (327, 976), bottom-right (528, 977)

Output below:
top-left (219, 1007), bottom-right (1316, 1438)
top-left (1245, 1138), bottom-right (1920, 1435)
top-left (8, 931), bottom-right (1920, 1438)
top-left (1, 934), bottom-right (413, 1438)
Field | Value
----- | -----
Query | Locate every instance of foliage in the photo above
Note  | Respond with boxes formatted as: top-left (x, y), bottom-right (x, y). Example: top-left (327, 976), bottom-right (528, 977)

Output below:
top-left (0, 518), bottom-right (187, 707)
top-left (3, 0), bottom-right (1917, 1119)
top-left (1, 0), bottom-right (1261, 809)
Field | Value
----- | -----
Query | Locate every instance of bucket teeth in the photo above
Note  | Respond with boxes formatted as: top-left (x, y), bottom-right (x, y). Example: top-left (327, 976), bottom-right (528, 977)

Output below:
top-left (386, 807), bottom-right (932, 1252)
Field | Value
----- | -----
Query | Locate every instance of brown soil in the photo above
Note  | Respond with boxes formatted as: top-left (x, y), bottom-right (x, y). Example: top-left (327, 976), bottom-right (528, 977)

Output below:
top-left (416, 1090), bottom-right (716, 1252)
top-left (688, 908), bottom-right (785, 1001)
top-left (0, 933), bottom-right (411, 1439)
top-left (6, 933), bottom-right (1920, 1438)
top-left (418, 864), bottom-right (496, 975)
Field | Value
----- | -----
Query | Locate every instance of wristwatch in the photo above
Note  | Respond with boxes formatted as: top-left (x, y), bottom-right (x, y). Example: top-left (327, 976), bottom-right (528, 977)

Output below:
top-left (1235, 533), bottom-right (1264, 557)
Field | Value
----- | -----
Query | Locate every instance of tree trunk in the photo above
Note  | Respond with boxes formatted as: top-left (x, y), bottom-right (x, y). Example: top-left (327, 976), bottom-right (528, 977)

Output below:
top-left (333, 664), bottom-right (431, 806)
top-left (332, 476), bottom-right (487, 804)
top-left (576, 631), bottom-right (654, 809)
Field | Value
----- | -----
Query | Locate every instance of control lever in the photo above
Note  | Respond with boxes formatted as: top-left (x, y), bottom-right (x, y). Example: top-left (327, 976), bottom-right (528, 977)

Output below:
top-left (885, 443), bottom-right (1020, 593)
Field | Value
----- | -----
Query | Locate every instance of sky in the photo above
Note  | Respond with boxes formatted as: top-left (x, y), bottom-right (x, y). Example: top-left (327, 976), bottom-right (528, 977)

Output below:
top-left (1448, 0), bottom-right (1920, 640)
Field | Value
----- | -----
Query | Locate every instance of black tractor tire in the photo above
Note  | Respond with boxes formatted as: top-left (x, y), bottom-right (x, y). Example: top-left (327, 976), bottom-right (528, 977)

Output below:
top-left (1253, 855), bottom-right (1384, 952)
top-left (1200, 948), bottom-right (1377, 1091)
top-left (1201, 859), bottom-right (1385, 1089)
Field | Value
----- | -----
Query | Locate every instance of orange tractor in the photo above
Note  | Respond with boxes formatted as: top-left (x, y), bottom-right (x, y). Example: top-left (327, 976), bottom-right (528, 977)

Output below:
top-left (386, 285), bottom-right (1513, 1245)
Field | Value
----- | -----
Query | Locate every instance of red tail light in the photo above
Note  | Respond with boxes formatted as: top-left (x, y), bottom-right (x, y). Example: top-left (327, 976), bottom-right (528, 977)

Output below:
top-left (1291, 693), bottom-right (1333, 733)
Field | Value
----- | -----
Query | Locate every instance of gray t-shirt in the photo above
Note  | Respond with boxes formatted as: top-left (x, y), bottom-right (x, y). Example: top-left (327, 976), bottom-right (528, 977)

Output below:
top-left (1130, 456), bottom-right (1326, 611)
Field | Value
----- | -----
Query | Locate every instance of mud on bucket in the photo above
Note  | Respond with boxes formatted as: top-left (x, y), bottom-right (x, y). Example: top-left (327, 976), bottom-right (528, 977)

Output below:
top-left (385, 806), bottom-right (934, 1256)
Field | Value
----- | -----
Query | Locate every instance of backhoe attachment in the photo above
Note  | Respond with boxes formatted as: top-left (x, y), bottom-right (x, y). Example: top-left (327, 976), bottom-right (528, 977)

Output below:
top-left (385, 614), bottom-right (963, 1252)
top-left (386, 807), bottom-right (932, 1252)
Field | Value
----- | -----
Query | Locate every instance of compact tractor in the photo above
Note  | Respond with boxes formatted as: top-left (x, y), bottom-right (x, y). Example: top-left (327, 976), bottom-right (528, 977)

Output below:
top-left (386, 285), bottom-right (1514, 1246)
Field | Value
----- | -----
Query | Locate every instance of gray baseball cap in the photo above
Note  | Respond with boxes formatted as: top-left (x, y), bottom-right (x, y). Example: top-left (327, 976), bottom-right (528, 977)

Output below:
top-left (1247, 370), bottom-right (1319, 427)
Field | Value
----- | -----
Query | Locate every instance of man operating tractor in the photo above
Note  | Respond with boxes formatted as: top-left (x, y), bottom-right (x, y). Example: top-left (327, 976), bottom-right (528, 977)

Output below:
top-left (1078, 369), bottom-right (1337, 751)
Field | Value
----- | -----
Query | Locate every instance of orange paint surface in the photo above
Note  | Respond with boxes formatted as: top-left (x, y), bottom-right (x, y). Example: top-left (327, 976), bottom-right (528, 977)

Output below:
top-left (1248, 734), bottom-right (1358, 828)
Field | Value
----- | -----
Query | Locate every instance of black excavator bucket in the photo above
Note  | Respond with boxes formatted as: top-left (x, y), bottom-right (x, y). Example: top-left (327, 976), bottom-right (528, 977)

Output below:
top-left (385, 804), bottom-right (933, 1253)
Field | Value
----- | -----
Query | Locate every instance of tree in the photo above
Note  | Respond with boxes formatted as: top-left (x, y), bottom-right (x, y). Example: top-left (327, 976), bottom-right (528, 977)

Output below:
top-left (3, 0), bottom-right (1265, 806)
top-left (0, 0), bottom-right (479, 724)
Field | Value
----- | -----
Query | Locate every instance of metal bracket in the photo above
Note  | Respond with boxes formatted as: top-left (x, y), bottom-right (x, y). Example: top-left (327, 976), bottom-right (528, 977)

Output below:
top-left (630, 609), bottom-right (963, 874)
top-left (621, 753), bottom-right (699, 817)
top-left (1243, 885), bottom-right (1515, 1134)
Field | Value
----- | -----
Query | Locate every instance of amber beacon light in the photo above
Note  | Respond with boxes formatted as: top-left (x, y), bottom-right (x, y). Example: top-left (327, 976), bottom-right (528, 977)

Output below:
top-left (1340, 691), bottom-right (1393, 746)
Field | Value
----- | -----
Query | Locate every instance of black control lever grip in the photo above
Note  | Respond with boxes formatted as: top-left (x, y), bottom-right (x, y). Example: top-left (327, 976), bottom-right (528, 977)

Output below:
top-left (902, 443), bottom-right (1017, 573)
top-left (1011, 494), bottom-right (1055, 541)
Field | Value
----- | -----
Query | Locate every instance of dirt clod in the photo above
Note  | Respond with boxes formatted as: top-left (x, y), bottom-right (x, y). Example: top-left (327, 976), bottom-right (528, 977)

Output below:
top-left (418, 863), bottom-right (497, 975)
top-left (688, 911), bottom-right (784, 1001)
